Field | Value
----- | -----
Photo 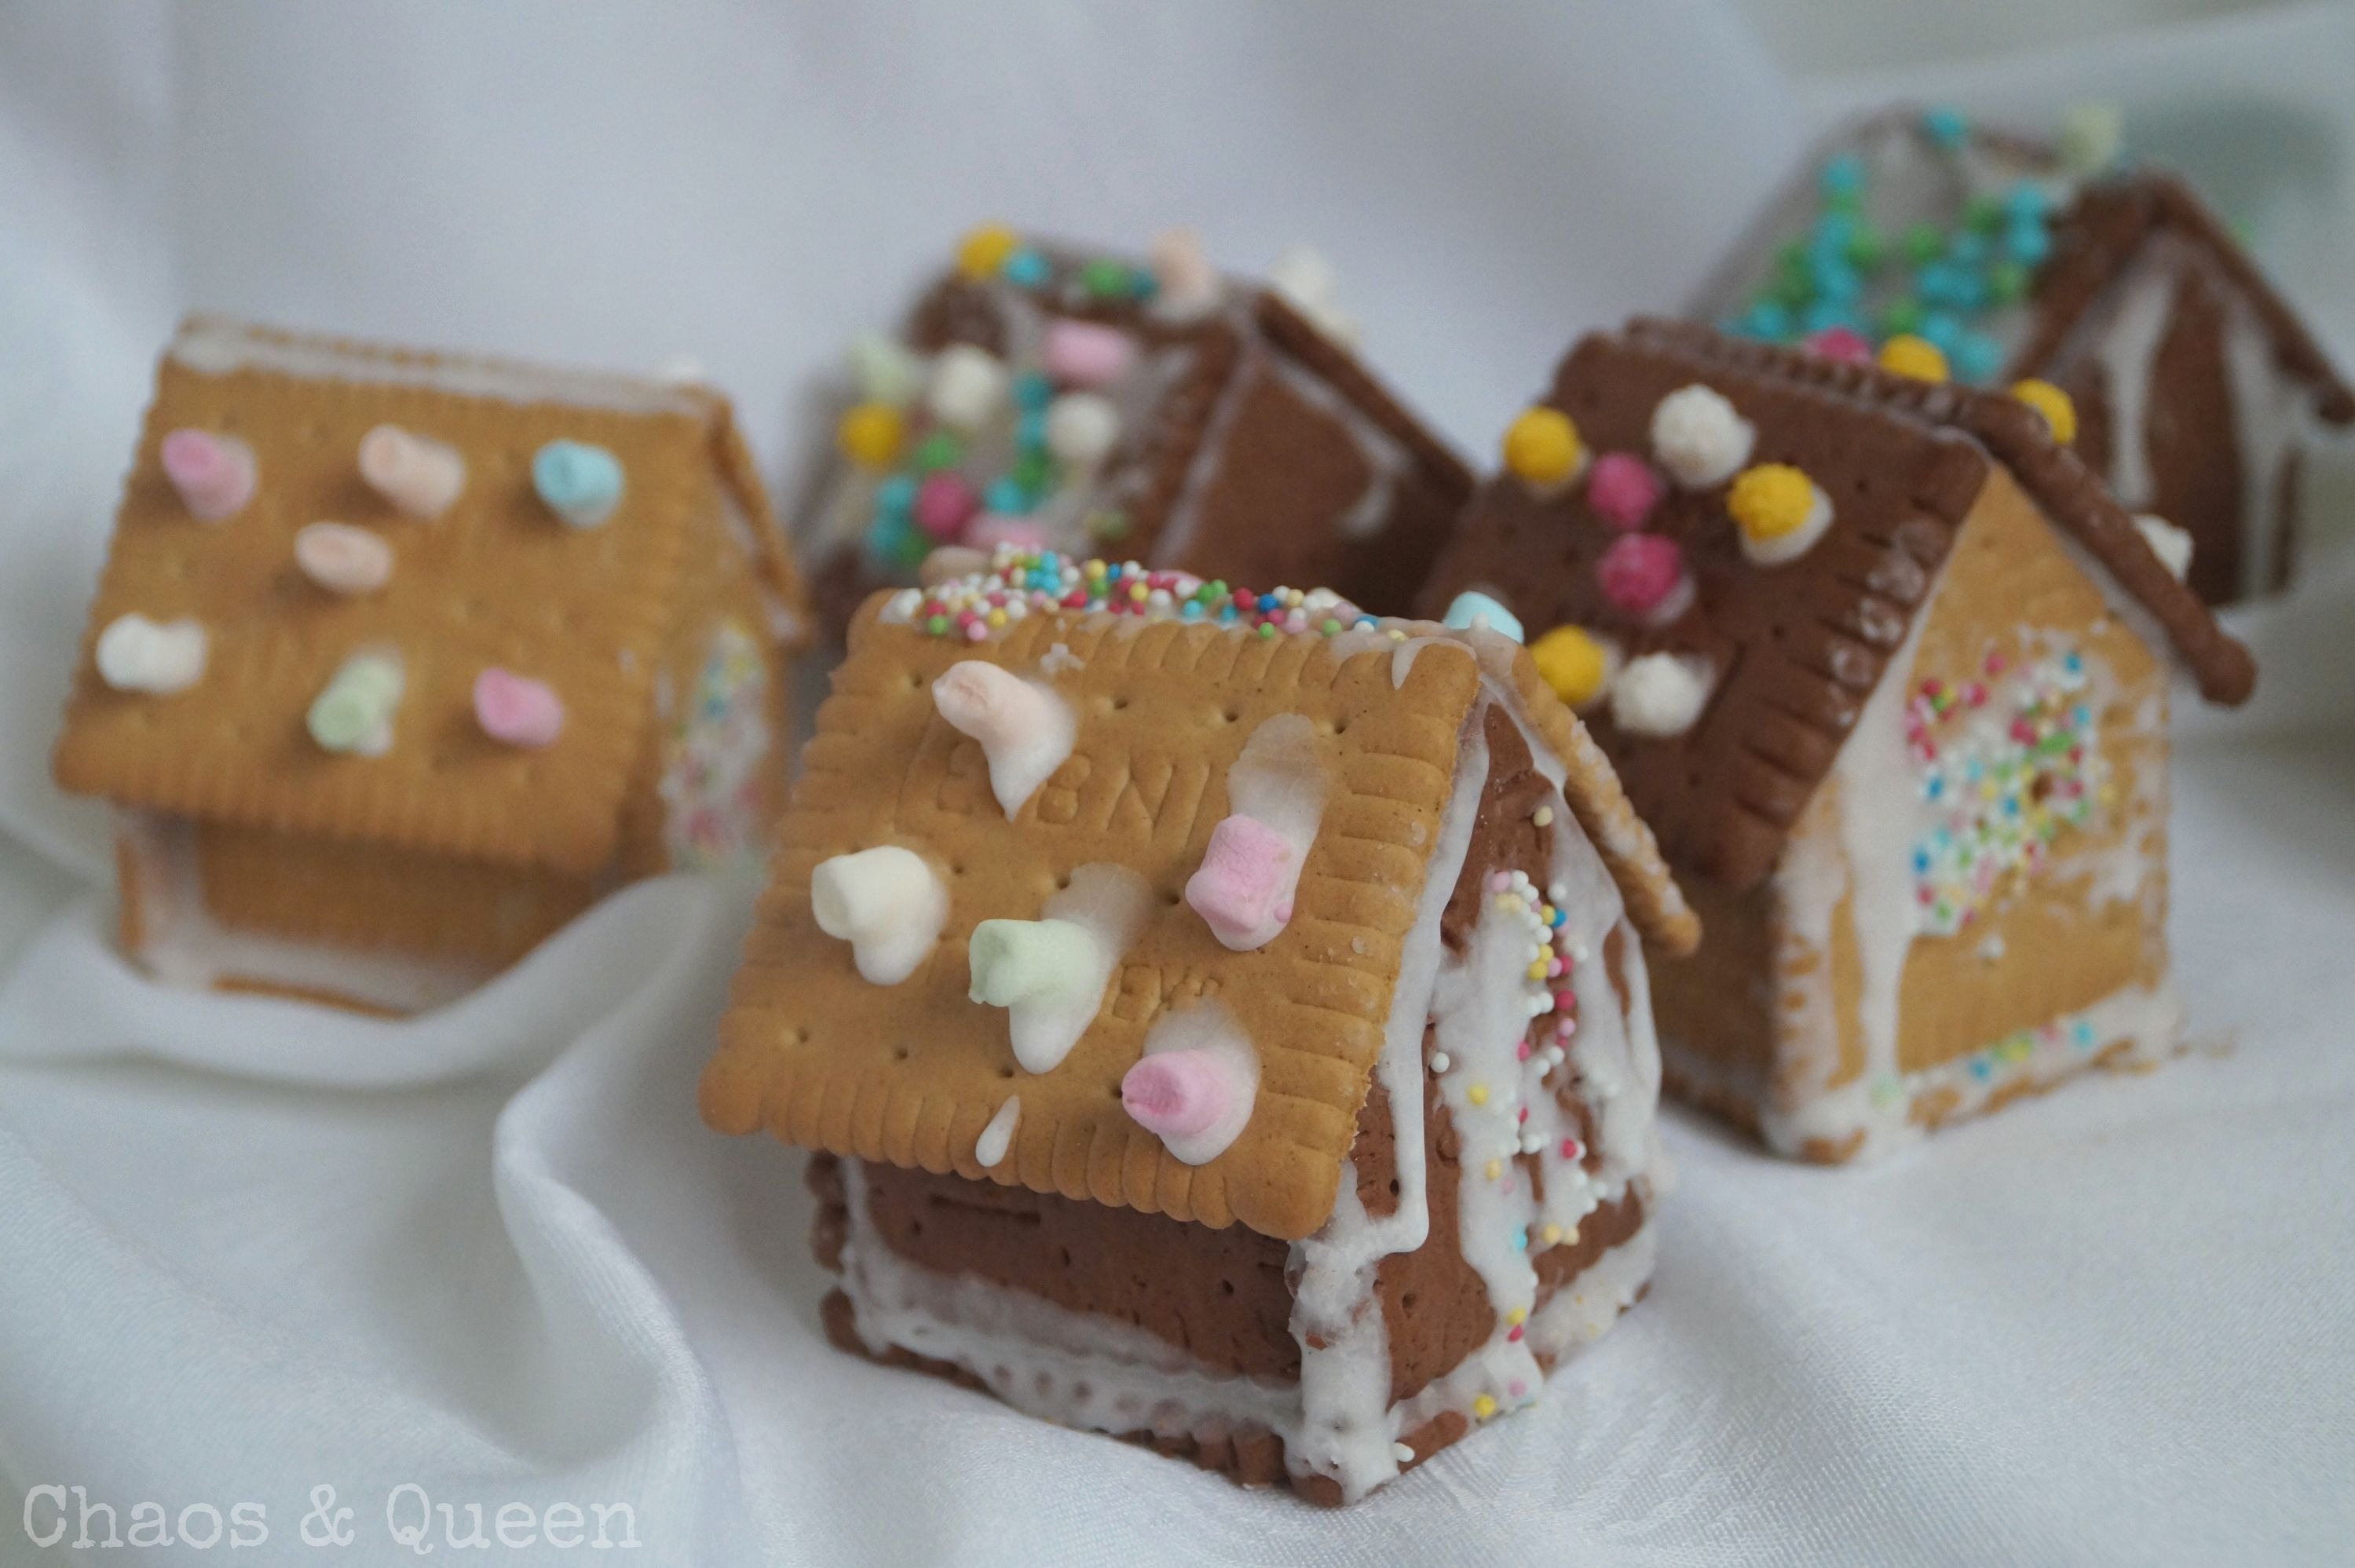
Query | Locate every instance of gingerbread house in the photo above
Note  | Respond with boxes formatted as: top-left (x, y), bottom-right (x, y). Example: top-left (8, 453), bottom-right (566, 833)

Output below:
top-left (1418, 319), bottom-right (2256, 1161)
top-left (1688, 105), bottom-right (2355, 605)
top-left (698, 551), bottom-right (1699, 1503)
top-left (52, 317), bottom-right (806, 1013)
top-left (800, 227), bottom-right (1472, 637)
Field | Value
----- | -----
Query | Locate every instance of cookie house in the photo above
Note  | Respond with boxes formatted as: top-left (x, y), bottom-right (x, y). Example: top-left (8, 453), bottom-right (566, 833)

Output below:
top-left (52, 317), bottom-right (806, 1013)
top-left (800, 226), bottom-right (1473, 636)
top-left (698, 552), bottom-right (1699, 1503)
top-left (1688, 104), bottom-right (2355, 605)
top-left (1419, 318), bottom-right (2255, 1160)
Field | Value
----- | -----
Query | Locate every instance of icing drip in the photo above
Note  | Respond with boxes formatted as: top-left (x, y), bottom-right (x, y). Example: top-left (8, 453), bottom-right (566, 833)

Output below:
top-left (2090, 260), bottom-right (2175, 510)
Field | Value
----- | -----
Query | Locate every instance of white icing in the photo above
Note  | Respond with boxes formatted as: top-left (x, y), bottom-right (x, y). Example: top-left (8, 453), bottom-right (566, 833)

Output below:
top-left (1609, 652), bottom-right (1713, 736)
top-left (1649, 385), bottom-right (1754, 488)
top-left (2090, 261), bottom-right (2175, 510)
top-left (117, 811), bottom-right (493, 1012)
top-left (975, 1097), bottom-right (1019, 1168)
top-left (2220, 289), bottom-right (2321, 598)
top-left (810, 846), bottom-right (949, 985)
top-left (95, 613), bottom-right (207, 695)
top-left (1267, 244), bottom-right (1359, 347)
top-left (1131, 1000), bottom-right (1260, 1164)
top-left (2134, 514), bottom-right (2195, 581)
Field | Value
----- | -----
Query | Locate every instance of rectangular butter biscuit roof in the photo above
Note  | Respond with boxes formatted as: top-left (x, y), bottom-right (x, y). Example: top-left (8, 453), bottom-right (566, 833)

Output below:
top-left (702, 585), bottom-right (1692, 1241)
top-left (53, 317), bottom-right (799, 876)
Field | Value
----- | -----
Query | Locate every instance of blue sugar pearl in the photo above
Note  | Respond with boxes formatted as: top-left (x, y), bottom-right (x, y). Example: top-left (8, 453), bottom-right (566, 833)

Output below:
top-left (1913, 849), bottom-right (1931, 874)
top-left (1919, 310), bottom-right (1964, 352)
top-left (2073, 1020), bottom-right (2095, 1046)
top-left (1129, 269), bottom-right (1158, 302)
top-left (875, 474), bottom-right (917, 517)
top-left (985, 477), bottom-right (1029, 515)
top-left (1811, 260), bottom-right (1862, 305)
top-left (1952, 332), bottom-right (2002, 383)
top-left (2005, 221), bottom-right (2052, 267)
top-left (1820, 152), bottom-right (1867, 199)
top-left (1002, 247), bottom-right (1051, 287)
top-left (532, 439), bottom-right (624, 528)
top-left (1180, 599), bottom-right (1202, 619)
top-left (1740, 300), bottom-right (1794, 340)
top-left (2003, 181), bottom-right (2050, 224)
top-left (1801, 299), bottom-right (1856, 335)
top-left (1922, 106), bottom-right (1969, 148)
top-left (1013, 371), bottom-right (1054, 412)
top-left (1947, 230), bottom-right (1989, 266)
top-left (1015, 411), bottom-right (1049, 451)
top-left (1513, 1230), bottom-right (1530, 1253)
top-left (1812, 210), bottom-right (1858, 251)
top-left (1258, 592), bottom-right (1281, 612)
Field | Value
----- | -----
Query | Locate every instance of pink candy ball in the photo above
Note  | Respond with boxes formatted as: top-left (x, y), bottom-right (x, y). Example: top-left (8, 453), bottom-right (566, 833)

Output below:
top-left (1596, 532), bottom-right (1688, 619)
top-left (1585, 451), bottom-right (1662, 531)
top-left (1805, 326), bottom-right (1873, 364)
top-left (912, 473), bottom-right (979, 540)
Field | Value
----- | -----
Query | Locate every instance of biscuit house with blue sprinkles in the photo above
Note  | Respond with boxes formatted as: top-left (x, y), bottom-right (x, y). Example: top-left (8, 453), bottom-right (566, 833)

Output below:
top-left (1420, 318), bottom-right (2256, 1161)
top-left (699, 552), bottom-right (1699, 1503)
top-left (53, 317), bottom-right (806, 1014)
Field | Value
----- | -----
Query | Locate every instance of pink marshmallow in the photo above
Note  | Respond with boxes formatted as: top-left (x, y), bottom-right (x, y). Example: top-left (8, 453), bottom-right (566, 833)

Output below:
top-left (473, 667), bottom-right (565, 747)
top-left (1121, 1050), bottom-right (1234, 1141)
top-left (912, 473), bottom-right (979, 540)
top-left (933, 660), bottom-right (1043, 749)
top-left (1041, 319), bottom-right (1136, 389)
top-left (1185, 813), bottom-right (1296, 948)
top-left (160, 429), bottom-right (256, 521)
top-left (1585, 452), bottom-right (1662, 532)
top-left (1805, 326), bottom-right (1873, 364)
top-left (1596, 532), bottom-right (1690, 621)
top-left (965, 514), bottom-right (1051, 552)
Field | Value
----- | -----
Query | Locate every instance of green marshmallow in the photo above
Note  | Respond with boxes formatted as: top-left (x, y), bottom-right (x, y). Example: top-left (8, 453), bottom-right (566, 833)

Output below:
top-left (307, 656), bottom-right (403, 754)
top-left (968, 919), bottom-right (1095, 1008)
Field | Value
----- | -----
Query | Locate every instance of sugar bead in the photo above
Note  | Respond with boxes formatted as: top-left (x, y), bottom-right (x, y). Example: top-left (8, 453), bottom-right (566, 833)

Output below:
top-left (927, 344), bottom-right (1009, 430)
top-left (956, 223), bottom-right (1019, 280)
top-left (1530, 624), bottom-right (1611, 709)
top-left (912, 473), bottom-right (979, 540)
top-left (1596, 533), bottom-right (1692, 624)
top-left (1649, 385), bottom-right (1753, 488)
top-left (1728, 462), bottom-right (1833, 565)
top-left (1877, 334), bottom-right (1950, 383)
top-left (1501, 406), bottom-right (1584, 491)
top-left (1585, 452), bottom-right (1662, 531)
top-left (836, 402), bottom-right (904, 470)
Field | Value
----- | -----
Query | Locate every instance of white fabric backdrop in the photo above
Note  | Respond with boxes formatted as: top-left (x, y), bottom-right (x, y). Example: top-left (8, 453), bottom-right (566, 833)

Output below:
top-left (1, 4), bottom-right (2350, 1563)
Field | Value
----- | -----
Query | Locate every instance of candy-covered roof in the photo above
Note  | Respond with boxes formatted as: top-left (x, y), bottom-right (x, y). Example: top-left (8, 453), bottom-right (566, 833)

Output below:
top-left (1421, 318), bottom-right (2254, 890)
top-left (53, 317), bottom-right (797, 875)
top-left (700, 559), bottom-right (1692, 1241)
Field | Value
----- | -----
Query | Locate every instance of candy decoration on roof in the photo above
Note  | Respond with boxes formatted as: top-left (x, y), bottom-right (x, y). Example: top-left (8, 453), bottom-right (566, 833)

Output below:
top-left (1585, 452), bottom-right (1664, 531)
top-left (294, 521), bottom-right (393, 596)
top-left (956, 223), bottom-right (1021, 281)
top-left (357, 424), bottom-right (466, 517)
top-left (1267, 243), bottom-right (1357, 345)
top-left (306, 651), bottom-right (404, 756)
top-left (1121, 1043), bottom-right (1257, 1165)
top-left (1186, 814), bottom-right (1300, 950)
top-left (968, 863), bottom-right (1150, 1076)
top-left (850, 332), bottom-right (923, 408)
top-left (931, 660), bottom-right (1075, 817)
top-left (1649, 385), bottom-right (1754, 488)
top-left (1804, 325), bottom-right (1873, 364)
top-left (1501, 407), bottom-right (1585, 495)
top-left (532, 440), bottom-right (623, 528)
top-left (1148, 228), bottom-right (1220, 319)
top-left (2010, 378), bottom-right (2078, 444)
top-left (1878, 333), bottom-right (1950, 382)
top-left (1530, 624), bottom-right (1613, 709)
top-left (927, 344), bottom-right (1011, 431)
top-left (1610, 651), bottom-right (1713, 737)
top-left (912, 473), bottom-right (980, 541)
top-left (1044, 393), bottom-right (1119, 470)
top-left (1442, 589), bottom-right (1523, 642)
top-left (1041, 320), bottom-right (1135, 389)
top-left (887, 551), bottom-right (1378, 644)
top-left (811, 845), bottom-right (949, 985)
top-left (473, 667), bottom-right (565, 748)
top-left (1596, 532), bottom-right (1694, 625)
top-left (159, 429), bottom-right (256, 521)
top-left (2057, 101), bottom-right (2125, 178)
top-left (1728, 462), bottom-right (1834, 565)
top-left (836, 403), bottom-right (905, 470)
top-left (95, 613), bottom-right (206, 695)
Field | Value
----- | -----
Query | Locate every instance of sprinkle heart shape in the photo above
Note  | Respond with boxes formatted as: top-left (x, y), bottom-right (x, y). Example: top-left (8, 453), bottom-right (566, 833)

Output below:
top-left (294, 521), bottom-right (393, 595)
top-left (473, 667), bottom-right (565, 747)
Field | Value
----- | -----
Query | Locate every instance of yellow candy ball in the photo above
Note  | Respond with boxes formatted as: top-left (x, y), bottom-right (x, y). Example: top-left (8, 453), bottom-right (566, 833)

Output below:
top-left (1878, 334), bottom-right (1950, 383)
top-left (956, 223), bottom-right (1020, 280)
top-left (1501, 406), bottom-right (1584, 487)
top-left (1530, 623), bottom-right (1610, 709)
top-left (1727, 462), bottom-right (1816, 542)
top-left (2010, 378), bottom-right (2079, 444)
top-left (836, 402), bottom-right (905, 470)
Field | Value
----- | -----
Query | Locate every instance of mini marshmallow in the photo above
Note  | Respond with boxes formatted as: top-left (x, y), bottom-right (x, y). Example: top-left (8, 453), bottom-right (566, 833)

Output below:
top-left (850, 331), bottom-right (923, 408)
top-left (969, 919), bottom-right (1099, 1009)
top-left (532, 440), bottom-right (623, 528)
top-left (294, 521), bottom-right (393, 595)
top-left (927, 344), bottom-right (1009, 430)
top-left (931, 660), bottom-right (1075, 817)
top-left (1149, 228), bottom-right (1220, 320)
top-left (357, 424), bottom-right (466, 517)
top-left (1186, 814), bottom-right (1299, 950)
top-left (1041, 320), bottom-right (1135, 389)
top-left (307, 652), bottom-right (405, 756)
top-left (473, 667), bottom-right (565, 747)
top-left (159, 429), bottom-right (256, 521)
top-left (1045, 393), bottom-right (1121, 470)
top-left (1649, 385), bottom-right (1755, 488)
top-left (971, 864), bottom-right (1150, 1075)
top-left (2134, 514), bottom-right (2194, 581)
top-left (810, 845), bottom-right (949, 985)
top-left (1125, 1001), bottom-right (1260, 1164)
top-left (1610, 652), bottom-right (1713, 738)
top-left (1443, 589), bottom-right (1524, 643)
top-left (974, 1097), bottom-right (1020, 1168)
top-left (95, 613), bottom-right (207, 695)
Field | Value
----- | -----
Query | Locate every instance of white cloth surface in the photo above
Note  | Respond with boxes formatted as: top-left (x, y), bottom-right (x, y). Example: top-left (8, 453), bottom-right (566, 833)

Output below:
top-left (1, 4), bottom-right (2351, 1563)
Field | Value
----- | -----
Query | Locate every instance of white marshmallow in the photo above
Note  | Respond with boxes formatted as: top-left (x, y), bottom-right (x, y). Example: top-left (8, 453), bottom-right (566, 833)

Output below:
top-left (1045, 393), bottom-right (1120, 470)
top-left (1610, 652), bottom-right (1715, 737)
top-left (1650, 385), bottom-right (1755, 488)
top-left (927, 344), bottom-right (1009, 430)
top-left (810, 846), bottom-right (949, 985)
top-left (95, 613), bottom-right (207, 696)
